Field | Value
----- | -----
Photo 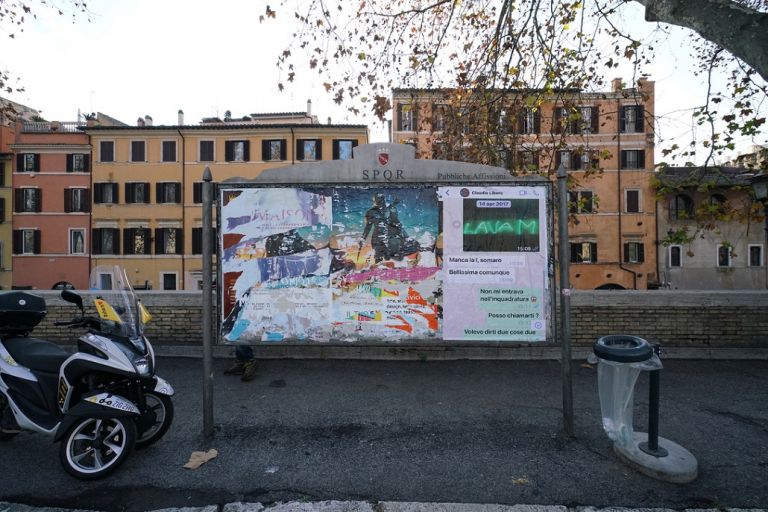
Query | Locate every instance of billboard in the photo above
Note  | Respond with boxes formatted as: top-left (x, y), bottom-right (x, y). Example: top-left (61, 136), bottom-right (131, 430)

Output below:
top-left (219, 183), bottom-right (550, 344)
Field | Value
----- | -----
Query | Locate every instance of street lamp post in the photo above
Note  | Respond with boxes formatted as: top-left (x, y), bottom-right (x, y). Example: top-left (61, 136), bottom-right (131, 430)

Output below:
top-left (751, 174), bottom-right (768, 289)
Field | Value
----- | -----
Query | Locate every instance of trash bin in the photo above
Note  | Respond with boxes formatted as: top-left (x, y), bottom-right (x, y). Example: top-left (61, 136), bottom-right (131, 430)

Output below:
top-left (588, 335), bottom-right (661, 450)
top-left (588, 334), bottom-right (697, 483)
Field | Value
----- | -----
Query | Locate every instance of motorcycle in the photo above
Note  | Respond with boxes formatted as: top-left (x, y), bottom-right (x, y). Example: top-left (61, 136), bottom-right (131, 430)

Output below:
top-left (0, 265), bottom-right (174, 479)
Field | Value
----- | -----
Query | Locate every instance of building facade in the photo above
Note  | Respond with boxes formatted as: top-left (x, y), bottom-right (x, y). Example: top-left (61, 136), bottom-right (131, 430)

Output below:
top-left (391, 78), bottom-right (657, 290)
top-left (10, 120), bottom-right (92, 289)
top-left (657, 167), bottom-right (766, 289)
top-left (86, 112), bottom-right (368, 290)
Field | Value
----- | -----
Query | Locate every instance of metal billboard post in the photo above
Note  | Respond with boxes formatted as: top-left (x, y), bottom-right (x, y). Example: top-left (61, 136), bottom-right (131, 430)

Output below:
top-left (202, 166), bottom-right (215, 438)
top-left (557, 163), bottom-right (574, 437)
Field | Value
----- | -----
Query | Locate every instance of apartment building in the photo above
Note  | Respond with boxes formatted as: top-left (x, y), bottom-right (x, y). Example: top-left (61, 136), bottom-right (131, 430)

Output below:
top-left (86, 109), bottom-right (368, 290)
top-left (657, 167), bottom-right (766, 289)
top-left (391, 78), bottom-right (657, 290)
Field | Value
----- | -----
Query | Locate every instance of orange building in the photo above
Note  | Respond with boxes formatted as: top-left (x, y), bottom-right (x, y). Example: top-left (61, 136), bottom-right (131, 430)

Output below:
top-left (86, 108), bottom-right (368, 290)
top-left (392, 78), bottom-right (657, 290)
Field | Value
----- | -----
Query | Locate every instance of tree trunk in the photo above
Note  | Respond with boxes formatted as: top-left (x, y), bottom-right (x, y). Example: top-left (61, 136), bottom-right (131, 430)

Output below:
top-left (635, 0), bottom-right (768, 81)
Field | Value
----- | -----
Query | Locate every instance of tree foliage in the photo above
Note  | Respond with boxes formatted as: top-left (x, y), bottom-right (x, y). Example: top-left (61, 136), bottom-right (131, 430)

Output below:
top-left (265, 0), bottom-right (767, 170)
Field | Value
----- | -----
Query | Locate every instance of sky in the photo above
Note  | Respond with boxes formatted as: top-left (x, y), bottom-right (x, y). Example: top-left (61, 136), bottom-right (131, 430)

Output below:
top-left (2, 0), bottom-right (765, 162)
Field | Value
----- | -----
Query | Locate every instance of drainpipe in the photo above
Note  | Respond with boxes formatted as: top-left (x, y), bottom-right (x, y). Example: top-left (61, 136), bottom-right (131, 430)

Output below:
top-left (177, 129), bottom-right (186, 290)
top-left (617, 99), bottom-right (638, 290)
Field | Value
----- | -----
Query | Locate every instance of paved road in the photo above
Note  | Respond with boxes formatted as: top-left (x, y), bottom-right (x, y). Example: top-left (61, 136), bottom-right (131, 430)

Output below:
top-left (1, 358), bottom-right (767, 511)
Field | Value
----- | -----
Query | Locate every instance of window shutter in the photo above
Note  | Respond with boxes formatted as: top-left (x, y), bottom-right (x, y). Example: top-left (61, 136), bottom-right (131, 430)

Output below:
top-left (638, 150), bottom-right (646, 169)
top-left (638, 244), bottom-right (645, 263)
top-left (33, 154), bottom-right (40, 172)
top-left (261, 140), bottom-right (270, 161)
top-left (0, 198), bottom-right (4, 223)
top-left (156, 183), bottom-right (162, 203)
top-left (570, 243), bottom-right (579, 263)
top-left (16, 154), bottom-right (23, 172)
top-left (174, 183), bottom-right (181, 203)
top-left (590, 242), bottom-right (598, 263)
top-left (534, 111), bottom-right (541, 134)
top-left (92, 229), bottom-right (102, 254)
top-left (332, 140), bottom-right (340, 160)
top-left (280, 140), bottom-right (287, 161)
top-left (66, 154), bottom-right (73, 172)
top-left (155, 229), bottom-right (163, 254)
top-left (123, 229), bottom-right (133, 255)
top-left (84, 155), bottom-right (91, 172)
top-left (35, 189), bottom-right (42, 212)
top-left (111, 183), bottom-right (119, 203)
top-left (192, 227), bottom-right (202, 254)
top-left (620, 107), bottom-right (627, 132)
top-left (64, 189), bottom-right (72, 213)
top-left (591, 107), bottom-right (599, 133)
top-left (94, 184), bottom-right (103, 204)
top-left (553, 108), bottom-right (563, 134)
top-left (143, 182), bottom-right (151, 203)
top-left (555, 150), bottom-right (562, 168)
top-left (516, 111), bottom-right (524, 134)
top-left (623, 243), bottom-right (630, 263)
top-left (296, 140), bottom-right (305, 160)
top-left (12, 230), bottom-right (21, 254)
top-left (636, 108), bottom-right (644, 132)
top-left (112, 228), bottom-right (121, 255)
top-left (193, 182), bottom-right (202, 203)
top-left (175, 228), bottom-right (184, 255)
top-left (225, 141), bottom-right (234, 162)
top-left (14, 189), bottom-right (23, 213)
top-left (83, 191), bottom-right (91, 212)
top-left (125, 184), bottom-right (134, 203)
top-left (243, 141), bottom-right (250, 161)
top-left (620, 151), bottom-right (627, 169)
top-left (33, 230), bottom-right (41, 254)
top-left (211, 227), bottom-right (218, 253)
top-left (316, 140), bottom-right (322, 160)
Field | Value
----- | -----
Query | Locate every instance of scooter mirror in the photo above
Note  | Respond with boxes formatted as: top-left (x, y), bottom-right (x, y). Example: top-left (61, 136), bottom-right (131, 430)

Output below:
top-left (61, 289), bottom-right (84, 313)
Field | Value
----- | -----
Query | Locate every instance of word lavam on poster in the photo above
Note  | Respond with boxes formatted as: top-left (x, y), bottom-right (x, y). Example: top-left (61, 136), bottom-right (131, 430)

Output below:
top-left (220, 184), bottom-right (548, 343)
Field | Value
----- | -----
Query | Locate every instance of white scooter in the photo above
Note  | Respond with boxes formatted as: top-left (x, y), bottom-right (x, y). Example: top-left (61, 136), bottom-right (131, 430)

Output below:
top-left (0, 266), bottom-right (174, 479)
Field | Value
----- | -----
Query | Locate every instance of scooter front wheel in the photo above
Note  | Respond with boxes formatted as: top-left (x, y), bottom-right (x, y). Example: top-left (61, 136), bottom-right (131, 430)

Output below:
top-left (136, 391), bottom-right (174, 449)
top-left (59, 416), bottom-right (136, 480)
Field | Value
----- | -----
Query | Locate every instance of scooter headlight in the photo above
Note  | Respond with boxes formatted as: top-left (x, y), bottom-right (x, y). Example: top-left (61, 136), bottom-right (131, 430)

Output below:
top-left (133, 355), bottom-right (151, 376)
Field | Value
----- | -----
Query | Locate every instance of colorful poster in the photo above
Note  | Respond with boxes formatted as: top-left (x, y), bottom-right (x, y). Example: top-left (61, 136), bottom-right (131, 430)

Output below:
top-left (440, 186), bottom-right (549, 341)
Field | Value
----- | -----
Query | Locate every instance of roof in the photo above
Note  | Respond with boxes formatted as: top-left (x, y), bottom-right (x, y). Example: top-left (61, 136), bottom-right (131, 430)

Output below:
top-left (82, 123), bottom-right (368, 132)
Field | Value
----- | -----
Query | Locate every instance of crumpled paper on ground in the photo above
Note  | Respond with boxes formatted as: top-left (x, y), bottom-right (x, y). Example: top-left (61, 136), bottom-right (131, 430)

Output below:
top-left (183, 449), bottom-right (218, 469)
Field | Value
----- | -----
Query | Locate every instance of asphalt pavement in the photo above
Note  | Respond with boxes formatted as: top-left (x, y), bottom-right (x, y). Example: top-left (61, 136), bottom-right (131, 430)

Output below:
top-left (1, 356), bottom-right (767, 512)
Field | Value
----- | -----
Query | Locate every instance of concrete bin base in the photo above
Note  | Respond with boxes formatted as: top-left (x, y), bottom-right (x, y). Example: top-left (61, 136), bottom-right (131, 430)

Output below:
top-left (613, 432), bottom-right (698, 483)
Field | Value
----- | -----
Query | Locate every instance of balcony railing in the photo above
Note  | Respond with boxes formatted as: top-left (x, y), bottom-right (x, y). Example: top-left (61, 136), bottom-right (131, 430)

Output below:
top-left (22, 121), bottom-right (83, 133)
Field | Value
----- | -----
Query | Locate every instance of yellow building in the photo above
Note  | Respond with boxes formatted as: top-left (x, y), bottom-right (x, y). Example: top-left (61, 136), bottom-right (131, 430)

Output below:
top-left (392, 78), bottom-right (657, 290)
top-left (86, 110), bottom-right (368, 290)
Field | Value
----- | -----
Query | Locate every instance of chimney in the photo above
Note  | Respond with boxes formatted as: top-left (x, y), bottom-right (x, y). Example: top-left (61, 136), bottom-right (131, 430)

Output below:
top-left (144, 115), bottom-right (153, 126)
top-left (137, 117), bottom-right (145, 127)
top-left (307, 99), bottom-right (312, 117)
top-left (178, 109), bottom-right (184, 125)
top-left (327, 117), bottom-right (331, 125)
top-left (611, 78), bottom-right (623, 92)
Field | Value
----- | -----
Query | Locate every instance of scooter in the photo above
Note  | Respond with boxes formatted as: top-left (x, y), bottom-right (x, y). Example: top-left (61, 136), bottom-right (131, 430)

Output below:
top-left (0, 266), bottom-right (174, 479)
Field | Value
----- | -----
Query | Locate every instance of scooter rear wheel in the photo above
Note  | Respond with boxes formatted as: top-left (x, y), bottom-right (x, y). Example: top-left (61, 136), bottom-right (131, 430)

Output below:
top-left (59, 416), bottom-right (136, 480)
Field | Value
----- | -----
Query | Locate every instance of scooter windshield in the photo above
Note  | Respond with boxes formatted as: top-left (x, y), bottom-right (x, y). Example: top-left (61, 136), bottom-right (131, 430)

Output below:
top-left (89, 265), bottom-right (143, 339)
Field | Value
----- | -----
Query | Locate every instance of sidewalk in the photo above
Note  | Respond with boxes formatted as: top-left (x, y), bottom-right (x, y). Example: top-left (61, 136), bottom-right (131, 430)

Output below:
top-left (1, 357), bottom-right (767, 512)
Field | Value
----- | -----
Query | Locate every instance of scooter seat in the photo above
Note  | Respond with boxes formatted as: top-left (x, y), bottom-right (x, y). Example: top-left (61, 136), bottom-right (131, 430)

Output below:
top-left (2, 337), bottom-right (70, 374)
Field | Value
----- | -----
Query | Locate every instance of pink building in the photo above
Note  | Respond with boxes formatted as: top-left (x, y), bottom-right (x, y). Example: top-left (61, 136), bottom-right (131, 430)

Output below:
top-left (11, 121), bottom-right (91, 289)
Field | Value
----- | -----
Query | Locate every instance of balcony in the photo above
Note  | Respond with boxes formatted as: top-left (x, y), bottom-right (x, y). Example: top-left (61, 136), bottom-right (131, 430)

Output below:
top-left (22, 121), bottom-right (83, 133)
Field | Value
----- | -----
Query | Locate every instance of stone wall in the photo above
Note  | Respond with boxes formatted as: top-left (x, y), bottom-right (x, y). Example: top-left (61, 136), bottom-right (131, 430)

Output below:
top-left (10, 290), bottom-right (768, 355)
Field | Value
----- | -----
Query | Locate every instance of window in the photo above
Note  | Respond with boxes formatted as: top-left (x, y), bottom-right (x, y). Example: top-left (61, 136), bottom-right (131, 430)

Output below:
top-left (261, 139), bottom-right (286, 162)
top-left (518, 108), bottom-right (539, 134)
top-left (192, 227), bottom-right (217, 254)
top-left (94, 183), bottom-right (119, 204)
top-left (297, 139), bottom-right (322, 161)
top-left (570, 242), bottom-right (597, 263)
top-left (156, 182), bottom-right (181, 204)
top-left (580, 106), bottom-right (599, 134)
top-left (749, 245), bottom-right (763, 267)
top-left (625, 189), bottom-right (641, 213)
top-left (161, 272), bottom-right (178, 291)
top-left (199, 140), bottom-right (215, 162)
top-left (333, 139), bottom-right (358, 160)
top-left (67, 154), bottom-right (89, 172)
top-left (125, 182), bottom-right (150, 203)
top-left (0, 197), bottom-right (5, 223)
top-left (64, 188), bottom-right (90, 213)
top-left (569, 191), bottom-right (594, 213)
top-left (225, 140), bottom-right (249, 162)
top-left (92, 228), bottom-right (120, 255)
top-left (557, 150), bottom-right (598, 170)
top-left (15, 188), bottom-right (41, 213)
top-left (398, 104), bottom-right (417, 131)
top-left (100, 141), bottom-right (115, 162)
top-left (155, 228), bottom-right (183, 255)
top-left (669, 194), bottom-right (694, 220)
top-left (123, 228), bottom-right (151, 255)
top-left (17, 153), bottom-right (40, 172)
top-left (13, 229), bottom-right (40, 255)
top-left (669, 245), bottom-right (682, 267)
top-left (131, 141), bottom-right (146, 162)
top-left (620, 105), bottom-right (644, 133)
top-left (623, 242), bottom-right (645, 263)
top-left (432, 104), bottom-right (447, 132)
top-left (98, 273), bottom-right (113, 290)
top-left (556, 150), bottom-right (572, 170)
top-left (620, 149), bottom-right (645, 169)
top-left (69, 229), bottom-right (86, 255)
top-left (517, 150), bottom-right (539, 171)
top-left (717, 244), bottom-right (732, 267)
top-left (162, 141), bottom-right (177, 162)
